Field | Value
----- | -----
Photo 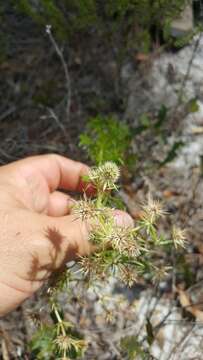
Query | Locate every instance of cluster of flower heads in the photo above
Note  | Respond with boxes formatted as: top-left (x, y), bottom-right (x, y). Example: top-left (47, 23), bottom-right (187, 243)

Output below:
top-left (72, 162), bottom-right (187, 288)
top-left (89, 219), bottom-right (141, 258)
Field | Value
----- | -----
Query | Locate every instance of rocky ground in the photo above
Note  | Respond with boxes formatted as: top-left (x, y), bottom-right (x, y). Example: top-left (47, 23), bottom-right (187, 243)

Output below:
top-left (0, 8), bottom-right (203, 360)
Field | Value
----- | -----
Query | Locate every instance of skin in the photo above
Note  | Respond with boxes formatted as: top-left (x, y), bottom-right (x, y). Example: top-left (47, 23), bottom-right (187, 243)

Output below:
top-left (0, 154), bottom-right (133, 316)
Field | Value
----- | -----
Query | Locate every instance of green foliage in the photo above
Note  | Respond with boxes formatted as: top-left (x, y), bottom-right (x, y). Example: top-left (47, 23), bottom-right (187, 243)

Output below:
top-left (160, 140), bottom-right (184, 167)
top-left (30, 324), bottom-right (56, 359)
top-left (154, 104), bottom-right (168, 129)
top-left (132, 105), bottom-right (168, 137)
top-left (14, 0), bottom-right (190, 51)
top-left (14, 0), bottom-right (67, 39)
top-left (186, 97), bottom-right (200, 113)
top-left (30, 307), bottom-right (86, 359)
top-left (176, 253), bottom-right (195, 287)
top-left (14, 0), bottom-right (98, 40)
top-left (120, 335), bottom-right (150, 359)
top-left (79, 115), bottom-right (131, 165)
top-left (146, 318), bottom-right (155, 346)
top-left (173, 25), bottom-right (203, 48)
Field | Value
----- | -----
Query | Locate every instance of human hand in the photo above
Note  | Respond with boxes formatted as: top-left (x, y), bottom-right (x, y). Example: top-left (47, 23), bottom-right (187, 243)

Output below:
top-left (0, 154), bottom-right (132, 316)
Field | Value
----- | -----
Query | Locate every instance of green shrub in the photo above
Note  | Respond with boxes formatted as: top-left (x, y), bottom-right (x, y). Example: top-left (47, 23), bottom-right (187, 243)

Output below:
top-left (14, 0), bottom-right (190, 51)
top-left (79, 115), bottom-right (131, 165)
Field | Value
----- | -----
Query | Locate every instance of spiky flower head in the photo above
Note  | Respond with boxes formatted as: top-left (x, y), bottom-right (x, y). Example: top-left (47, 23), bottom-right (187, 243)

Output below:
top-left (142, 197), bottom-right (167, 224)
top-left (152, 265), bottom-right (171, 284)
top-left (54, 335), bottom-right (71, 353)
top-left (54, 335), bottom-right (86, 354)
top-left (119, 265), bottom-right (138, 287)
top-left (88, 162), bottom-right (120, 191)
top-left (72, 194), bottom-right (112, 224)
top-left (172, 227), bottom-right (187, 249)
top-left (73, 198), bottom-right (98, 221)
top-left (79, 253), bottom-right (109, 280)
top-left (79, 256), bottom-right (94, 277)
top-left (109, 226), bottom-right (140, 258)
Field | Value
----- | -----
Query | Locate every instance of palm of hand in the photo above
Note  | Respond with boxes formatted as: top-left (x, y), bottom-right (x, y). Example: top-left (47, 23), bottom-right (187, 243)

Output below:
top-left (0, 155), bottom-right (90, 315)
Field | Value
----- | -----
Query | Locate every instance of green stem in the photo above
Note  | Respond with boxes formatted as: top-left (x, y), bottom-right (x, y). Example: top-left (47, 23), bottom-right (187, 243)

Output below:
top-left (96, 191), bottom-right (104, 208)
top-left (53, 304), bottom-right (66, 337)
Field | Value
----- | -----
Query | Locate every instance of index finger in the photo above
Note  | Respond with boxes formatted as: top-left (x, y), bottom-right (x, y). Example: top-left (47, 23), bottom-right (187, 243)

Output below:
top-left (1, 154), bottom-right (91, 193)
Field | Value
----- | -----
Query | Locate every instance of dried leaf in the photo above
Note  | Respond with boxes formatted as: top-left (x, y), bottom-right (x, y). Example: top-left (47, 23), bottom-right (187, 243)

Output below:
top-left (163, 190), bottom-right (179, 198)
top-left (177, 288), bottom-right (203, 321)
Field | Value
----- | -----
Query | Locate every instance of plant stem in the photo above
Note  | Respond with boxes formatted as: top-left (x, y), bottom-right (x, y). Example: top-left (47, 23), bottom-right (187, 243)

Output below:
top-left (53, 303), bottom-right (66, 337)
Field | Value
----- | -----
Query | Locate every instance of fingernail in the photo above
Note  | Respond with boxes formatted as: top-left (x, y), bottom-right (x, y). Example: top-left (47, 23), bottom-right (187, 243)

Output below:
top-left (113, 210), bottom-right (134, 228)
